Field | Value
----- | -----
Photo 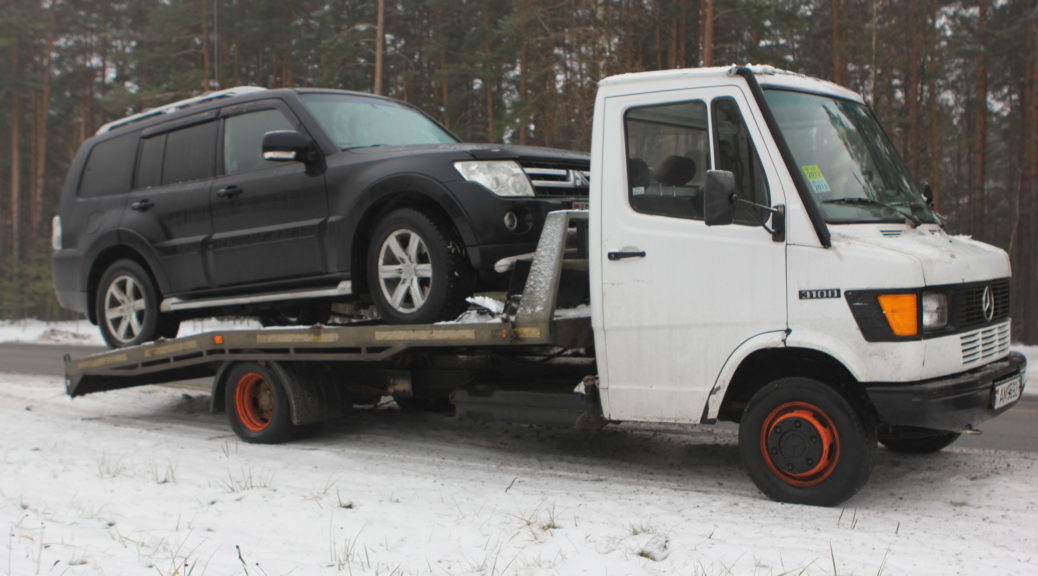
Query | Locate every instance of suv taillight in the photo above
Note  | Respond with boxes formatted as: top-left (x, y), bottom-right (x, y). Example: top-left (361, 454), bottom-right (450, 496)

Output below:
top-left (51, 215), bottom-right (62, 251)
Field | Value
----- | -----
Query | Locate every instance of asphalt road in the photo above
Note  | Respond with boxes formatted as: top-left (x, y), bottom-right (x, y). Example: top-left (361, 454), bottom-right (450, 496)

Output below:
top-left (1, 342), bottom-right (1034, 453)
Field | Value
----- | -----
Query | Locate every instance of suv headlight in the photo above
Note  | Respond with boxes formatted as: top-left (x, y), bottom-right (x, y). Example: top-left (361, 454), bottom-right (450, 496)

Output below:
top-left (922, 291), bottom-right (948, 330)
top-left (454, 161), bottom-right (534, 197)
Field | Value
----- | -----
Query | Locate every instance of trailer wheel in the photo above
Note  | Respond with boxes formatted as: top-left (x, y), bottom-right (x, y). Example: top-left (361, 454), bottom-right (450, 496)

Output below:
top-left (225, 362), bottom-right (299, 444)
top-left (739, 377), bottom-right (876, 506)
top-left (367, 208), bottom-right (472, 324)
top-left (879, 426), bottom-right (961, 454)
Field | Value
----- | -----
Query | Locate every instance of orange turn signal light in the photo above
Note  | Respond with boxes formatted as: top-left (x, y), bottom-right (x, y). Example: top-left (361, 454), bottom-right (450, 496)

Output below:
top-left (877, 294), bottom-right (918, 337)
top-left (213, 335), bottom-right (225, 345)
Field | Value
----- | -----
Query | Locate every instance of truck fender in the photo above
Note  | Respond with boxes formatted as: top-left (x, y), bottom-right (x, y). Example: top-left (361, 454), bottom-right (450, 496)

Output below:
top-left (782, 328), bottom-right (873, 383)
top-left (704, 330), bottom-right (789, 421)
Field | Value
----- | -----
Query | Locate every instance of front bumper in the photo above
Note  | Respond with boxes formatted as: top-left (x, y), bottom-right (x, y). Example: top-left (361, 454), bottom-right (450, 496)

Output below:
top-left (865, 352), bottom-right (1027, 432)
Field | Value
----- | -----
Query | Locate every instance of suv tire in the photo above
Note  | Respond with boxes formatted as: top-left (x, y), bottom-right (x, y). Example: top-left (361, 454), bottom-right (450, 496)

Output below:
top-left (96, 259), bottom-right (164, 348)
top-left (367, 208), bottom-right (472, 324)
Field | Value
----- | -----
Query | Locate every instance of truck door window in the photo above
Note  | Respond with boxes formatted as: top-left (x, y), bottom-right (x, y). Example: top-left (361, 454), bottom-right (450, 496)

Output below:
top-left (623, 100), bottom-right (709, 220)
top-left (223, 108), bottom-right (296, 175)
top-left (711, 97), bottom-right (770, 226)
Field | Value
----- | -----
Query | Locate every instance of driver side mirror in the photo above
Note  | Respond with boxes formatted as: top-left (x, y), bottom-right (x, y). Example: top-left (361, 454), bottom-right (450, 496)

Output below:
top-left (262, 130), bottom-right (313, 162)
top-left (703, 170), bottom-right (737, 226)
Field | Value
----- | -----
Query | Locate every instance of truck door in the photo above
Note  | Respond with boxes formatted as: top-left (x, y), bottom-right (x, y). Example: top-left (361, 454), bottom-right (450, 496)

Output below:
top-left (208, 100), bottom-right (329, 286)
top-left (595, 85), bottom-right (787, 423)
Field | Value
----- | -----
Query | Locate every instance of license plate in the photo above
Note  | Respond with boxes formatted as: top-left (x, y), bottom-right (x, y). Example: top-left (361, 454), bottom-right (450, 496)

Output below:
top-left (992, 374), bottom-right (1023, 410)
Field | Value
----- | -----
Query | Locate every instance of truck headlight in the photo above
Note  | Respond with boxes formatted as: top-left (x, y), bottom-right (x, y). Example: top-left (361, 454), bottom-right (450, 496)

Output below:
top-left (922, 292), bottom-right (948, 330)
top-left (454, 161), bottom-right (534, 197)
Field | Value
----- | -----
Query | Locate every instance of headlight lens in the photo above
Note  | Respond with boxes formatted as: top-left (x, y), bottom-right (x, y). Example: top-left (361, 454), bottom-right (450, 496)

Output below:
top-left (922, 292), bottom-right (948, 330)
top-left (454, 161), bottom-right (534, 197)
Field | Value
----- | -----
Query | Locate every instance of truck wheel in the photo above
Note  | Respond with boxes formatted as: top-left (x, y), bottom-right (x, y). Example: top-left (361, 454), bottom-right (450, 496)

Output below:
top-left (878, 426), bottom-right (961, 454)
top-left (225, 362), bottom-right (300, 444)
top-left (96, 259), bottom-right (163, 348)
top-left (367, 208), bottom-right (472, 324)
top-left (739, 377), bottom-right (876, 506)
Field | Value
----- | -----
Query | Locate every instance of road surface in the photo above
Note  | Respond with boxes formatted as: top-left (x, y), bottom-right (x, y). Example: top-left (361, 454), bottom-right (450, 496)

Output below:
top-left (1, 341), bottom-right (1034, 453)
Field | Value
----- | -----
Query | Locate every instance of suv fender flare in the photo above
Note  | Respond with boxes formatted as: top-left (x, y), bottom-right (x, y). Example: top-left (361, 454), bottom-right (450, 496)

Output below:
top-left (82, 230), bottom-right (170, 323)
top-left (331, 173), bottom-right (477, 277)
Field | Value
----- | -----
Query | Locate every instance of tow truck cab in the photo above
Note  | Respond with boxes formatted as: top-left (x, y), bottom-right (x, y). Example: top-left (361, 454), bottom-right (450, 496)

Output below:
top-left (590, 66), bottom-right (1025, 504)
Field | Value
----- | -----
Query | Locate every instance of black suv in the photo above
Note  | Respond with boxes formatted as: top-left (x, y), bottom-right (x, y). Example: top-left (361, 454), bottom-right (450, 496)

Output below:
top-left (52, 87), bottom-right (589, 347)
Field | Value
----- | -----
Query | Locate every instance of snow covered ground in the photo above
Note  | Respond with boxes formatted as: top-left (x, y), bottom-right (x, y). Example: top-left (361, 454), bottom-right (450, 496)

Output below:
top-left (1, 320), bottom-right (1037, 574)
top-left (1, 372), bottom-right (1037, 575)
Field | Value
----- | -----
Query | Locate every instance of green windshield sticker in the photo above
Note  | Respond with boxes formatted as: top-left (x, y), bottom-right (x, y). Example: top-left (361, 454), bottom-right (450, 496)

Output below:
top-left (801, 165), bottom-right (832, 194)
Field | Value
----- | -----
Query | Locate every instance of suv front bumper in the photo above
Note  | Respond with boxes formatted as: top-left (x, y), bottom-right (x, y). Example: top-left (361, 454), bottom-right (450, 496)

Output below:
top-left (865, 352), bottom-right (1027, 432)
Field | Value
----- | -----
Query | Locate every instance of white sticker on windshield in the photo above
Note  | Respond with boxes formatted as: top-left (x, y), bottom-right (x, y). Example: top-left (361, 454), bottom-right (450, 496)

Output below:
top-left (801, 165), bottom-right (832, 195)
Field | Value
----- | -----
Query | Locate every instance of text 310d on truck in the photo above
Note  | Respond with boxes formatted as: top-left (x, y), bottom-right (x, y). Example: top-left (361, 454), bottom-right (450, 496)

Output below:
top-left (64, 66), bottom-right (1026, 506)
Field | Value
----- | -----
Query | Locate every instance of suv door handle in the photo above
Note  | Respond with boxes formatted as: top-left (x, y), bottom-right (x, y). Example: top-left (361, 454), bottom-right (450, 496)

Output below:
top-left (216, 185), bottom-right (243, 199)
top-left (130, 199), bottom-right (154, 212)
top-left (607, 250), bottom-right (647, 261)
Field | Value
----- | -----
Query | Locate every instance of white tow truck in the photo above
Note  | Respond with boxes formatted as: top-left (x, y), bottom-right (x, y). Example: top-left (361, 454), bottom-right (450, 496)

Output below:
top-left (65, 66), bottom-right (1026, 506)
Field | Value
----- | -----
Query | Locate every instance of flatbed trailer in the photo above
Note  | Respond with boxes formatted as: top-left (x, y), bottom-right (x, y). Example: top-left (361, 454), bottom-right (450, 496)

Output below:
top-left (65, 211), bottom-right (598, 440)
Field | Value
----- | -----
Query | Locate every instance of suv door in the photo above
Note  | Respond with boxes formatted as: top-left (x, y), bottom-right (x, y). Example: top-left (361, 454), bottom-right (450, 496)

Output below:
top-left (122, 115), bottom-right (218, 294)
top-left (595, 85), bottom-right (788, 423)
top-left (208, 100), bottom-right (329, 287)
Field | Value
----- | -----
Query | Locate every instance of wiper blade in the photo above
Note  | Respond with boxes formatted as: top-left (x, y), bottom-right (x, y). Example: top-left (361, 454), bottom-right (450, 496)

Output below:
top-left (823, 197), bottom-right (922, 226)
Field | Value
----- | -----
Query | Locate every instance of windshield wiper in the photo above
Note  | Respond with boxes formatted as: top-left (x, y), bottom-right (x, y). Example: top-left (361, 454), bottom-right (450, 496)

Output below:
top-left (823, 197), bottom-right (922, 226)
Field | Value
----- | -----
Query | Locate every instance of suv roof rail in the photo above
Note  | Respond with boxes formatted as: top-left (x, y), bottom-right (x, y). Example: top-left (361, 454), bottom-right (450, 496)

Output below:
top-left (96, 86), bottom-right (269, 135)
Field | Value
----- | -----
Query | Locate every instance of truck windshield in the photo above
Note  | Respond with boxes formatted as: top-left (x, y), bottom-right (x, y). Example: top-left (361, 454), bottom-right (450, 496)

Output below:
top-left (301, 93), bottom-right (459, 150)
top-left (764, 89), bottom-right (936, 225)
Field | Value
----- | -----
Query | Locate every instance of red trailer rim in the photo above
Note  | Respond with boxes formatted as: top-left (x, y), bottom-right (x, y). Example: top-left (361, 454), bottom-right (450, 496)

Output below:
top-left (235, 372), bottom-right (274, 432)
top-left (760, 401), bottom-right (840, 487)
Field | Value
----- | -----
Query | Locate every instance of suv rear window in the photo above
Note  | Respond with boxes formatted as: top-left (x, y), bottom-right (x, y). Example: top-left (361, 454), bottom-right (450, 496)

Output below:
top-left (79, 132), bottom-right (138, 197)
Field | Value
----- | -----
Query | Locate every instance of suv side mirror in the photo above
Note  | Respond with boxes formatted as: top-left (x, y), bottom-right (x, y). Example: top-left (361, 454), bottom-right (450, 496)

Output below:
top-left (703, 170), bottom-right (737, 226)
top-left (262, 130), bottom-right (313, 162)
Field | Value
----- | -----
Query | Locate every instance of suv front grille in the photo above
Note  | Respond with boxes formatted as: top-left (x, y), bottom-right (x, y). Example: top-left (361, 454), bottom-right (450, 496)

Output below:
top-left (522, 164), bottom-right (590, 197)
top-left (960, 321), bottom-right (1010, 365)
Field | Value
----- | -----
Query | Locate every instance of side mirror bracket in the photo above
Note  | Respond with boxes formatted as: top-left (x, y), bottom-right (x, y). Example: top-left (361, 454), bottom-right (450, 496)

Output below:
top-left (703, 169), bottom-right (785, 242)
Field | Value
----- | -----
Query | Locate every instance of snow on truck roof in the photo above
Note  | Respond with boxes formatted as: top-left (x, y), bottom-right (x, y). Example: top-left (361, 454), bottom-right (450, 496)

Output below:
top-left (597, 65), bottom-right (864, 104)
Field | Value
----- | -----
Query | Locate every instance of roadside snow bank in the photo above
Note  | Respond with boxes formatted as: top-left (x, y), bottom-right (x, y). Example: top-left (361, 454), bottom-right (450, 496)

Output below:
top-left (1, 374), bottom-right (1036, 575)
top-left (0, 317), bottom-right (262, 346)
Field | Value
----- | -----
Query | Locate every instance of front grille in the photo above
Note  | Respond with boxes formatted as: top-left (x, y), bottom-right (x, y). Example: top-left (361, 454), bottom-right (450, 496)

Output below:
top-left (949, 278), bottom-right (1010, 331)
top-left (522, 164), bottom-right (590, 197)
top-left (960, 321), bottom-right (1011, 365)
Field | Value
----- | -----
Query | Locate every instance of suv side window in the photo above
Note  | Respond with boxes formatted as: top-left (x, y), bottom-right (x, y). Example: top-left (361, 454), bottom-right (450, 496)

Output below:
top-left (624, 100), bottom-right (709, 220)
top-left (712, 97), bottom-right (770, 225)
top-left (162, 121), bottom-right (217, 185)
top-left (79, 132), bottom-right (138, 198)
top-left (223, 108), bottom-right (295, 175)
top-left (135, 134), bottom-right (166, 189)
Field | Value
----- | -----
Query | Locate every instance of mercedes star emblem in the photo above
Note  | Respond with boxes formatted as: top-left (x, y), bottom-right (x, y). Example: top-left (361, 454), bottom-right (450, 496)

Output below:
top-left (981, 285), bottom-right (995, 322)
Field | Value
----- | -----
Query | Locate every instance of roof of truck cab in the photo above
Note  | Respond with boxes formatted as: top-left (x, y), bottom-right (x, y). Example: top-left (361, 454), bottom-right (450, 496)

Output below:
top-left (597, 66), bottom-right (864, 104)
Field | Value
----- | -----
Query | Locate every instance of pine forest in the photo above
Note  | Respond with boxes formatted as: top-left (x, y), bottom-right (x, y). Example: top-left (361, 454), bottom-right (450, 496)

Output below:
top-left (2, 0), bottom-right (1037, 342)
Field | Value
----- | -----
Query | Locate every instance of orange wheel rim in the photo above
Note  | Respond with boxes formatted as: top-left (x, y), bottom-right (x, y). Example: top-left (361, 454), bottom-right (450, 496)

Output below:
top-left (235, 372), bottom-right (274, 432)
top-left (759, 401), bottom-right (840, 487)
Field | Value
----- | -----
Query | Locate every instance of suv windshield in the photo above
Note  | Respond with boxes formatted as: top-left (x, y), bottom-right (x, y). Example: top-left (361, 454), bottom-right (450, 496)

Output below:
top-left (764, 89), bottom-right (936, 225)
top-left (301, 93), bottom-right (458, 150)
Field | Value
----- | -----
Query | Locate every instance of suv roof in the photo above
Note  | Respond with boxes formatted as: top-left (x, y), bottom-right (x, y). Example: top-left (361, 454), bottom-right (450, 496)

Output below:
top-left (95, 86), bottom-right (408, 137)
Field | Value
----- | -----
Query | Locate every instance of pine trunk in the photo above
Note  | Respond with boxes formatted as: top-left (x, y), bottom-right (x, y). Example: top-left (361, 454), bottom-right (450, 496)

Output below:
top-left (9, 0), bottom-right (21, 258)
top-left (971, 0), bottom-right (988, 238)
top-left (30, 3), bottom-right (55, 238)
top-left (702, 0), bottom-right (714, 66)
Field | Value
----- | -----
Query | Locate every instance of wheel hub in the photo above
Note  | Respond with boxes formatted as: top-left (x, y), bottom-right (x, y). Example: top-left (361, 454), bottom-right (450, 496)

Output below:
top-left (760, 402), bottom-right (840, 486)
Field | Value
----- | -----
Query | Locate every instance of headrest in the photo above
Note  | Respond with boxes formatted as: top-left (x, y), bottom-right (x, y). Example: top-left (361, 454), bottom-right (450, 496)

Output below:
top-left (655, 155), bottom-right (696, 186)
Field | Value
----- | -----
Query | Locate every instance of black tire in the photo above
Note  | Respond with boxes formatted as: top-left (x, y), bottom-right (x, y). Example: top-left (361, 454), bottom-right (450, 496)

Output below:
top-left (739, 377), bottom-right (877, 506)
top-left (96, 259), bottom-right (164, 348)
top-left (367, 208), bottom-right (472, 324)
top-left (878, 426), bottom-right (961, 454)
top-left (224, 362), bottom-right (300, 444)
top-left (258, 303), bottom-right (332, 327)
